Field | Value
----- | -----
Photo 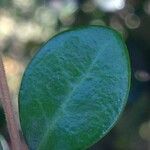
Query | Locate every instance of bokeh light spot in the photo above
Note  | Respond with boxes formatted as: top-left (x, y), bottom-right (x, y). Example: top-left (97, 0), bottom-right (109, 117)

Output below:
top-left (125, 14), bottom-right (140, 29)
top-left (93, 0), bottom-right (126, 12)
top-left (139, 121), bottom-right (150, 141)
top-left (135, 70), bottom-right (150, 82)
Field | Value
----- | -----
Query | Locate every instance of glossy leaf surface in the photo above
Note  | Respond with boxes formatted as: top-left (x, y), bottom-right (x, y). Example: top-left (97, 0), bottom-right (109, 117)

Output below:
top-left (19, 26), bottom-right (131, 150)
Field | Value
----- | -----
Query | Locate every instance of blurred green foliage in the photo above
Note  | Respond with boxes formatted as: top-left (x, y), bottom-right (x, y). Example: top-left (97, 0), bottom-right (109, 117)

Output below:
top-left (0, 107), bottom-right (5, 129)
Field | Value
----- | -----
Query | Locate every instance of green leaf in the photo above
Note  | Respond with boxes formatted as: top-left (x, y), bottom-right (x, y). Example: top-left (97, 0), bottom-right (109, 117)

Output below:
top-left (19, 26), bottom-right (131, 150)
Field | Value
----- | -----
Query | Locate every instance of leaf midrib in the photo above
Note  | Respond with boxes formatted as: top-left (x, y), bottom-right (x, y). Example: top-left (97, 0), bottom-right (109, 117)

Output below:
top-left (37, 45), bottom-right (108, 149)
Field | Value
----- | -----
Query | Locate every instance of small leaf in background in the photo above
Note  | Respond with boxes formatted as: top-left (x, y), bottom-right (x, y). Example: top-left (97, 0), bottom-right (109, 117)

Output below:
top-left (0, 135), bottom-right (9, 150)
top-left (19, 26), bottom-right (131, 150)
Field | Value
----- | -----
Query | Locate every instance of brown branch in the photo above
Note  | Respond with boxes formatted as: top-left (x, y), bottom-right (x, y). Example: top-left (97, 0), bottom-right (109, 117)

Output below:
top-left (0, 54), bottom-right (28, 150)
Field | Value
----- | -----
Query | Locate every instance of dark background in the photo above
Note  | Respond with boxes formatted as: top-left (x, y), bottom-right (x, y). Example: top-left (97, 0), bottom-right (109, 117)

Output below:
top-left (0, 0), bottom-right (150, 149)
